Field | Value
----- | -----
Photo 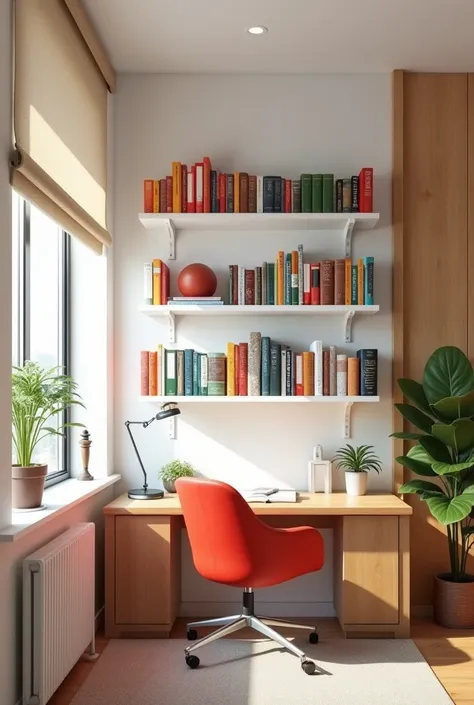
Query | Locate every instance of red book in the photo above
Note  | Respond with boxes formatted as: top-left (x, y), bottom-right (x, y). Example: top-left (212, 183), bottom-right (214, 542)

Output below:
top-left (359, 167), bottom-right (373, 213)
top-left (234, 345), bottom-right (240, 395)
top-left (203, 156), bottom-right (212, 213)
top-left (161, 262), bottom-right (170, 305)
top-left (232, 264), bottom-right (238, 305)
top-left (195, 162), bottom-right (204, 213)
top-left (244, 269), bottom-right (255, 305)
top-left (295, 353), bottom-right (304, 396)
top-left (285, 179), bottom-right (292, 213)
top-left (238, 343), bottom-right (248, 396)
top-left (310, 263), bottom-right (320, 305)
top-left (159, 178), bottom-right (167, 212)
top-left (140, 351), bottom-right (149, 396)
top-left (166, 176), bottom-right (173, 213)
top-left (181, 164), bottom-right (187, 213)
top-left (187, 166), bottom-right (195, 213)
top-left (219, 173), bottom-right (226, 212)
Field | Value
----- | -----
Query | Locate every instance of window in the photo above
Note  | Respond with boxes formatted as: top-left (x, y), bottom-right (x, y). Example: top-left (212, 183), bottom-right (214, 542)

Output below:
top-left (12, 193), bottom-right (71, 485)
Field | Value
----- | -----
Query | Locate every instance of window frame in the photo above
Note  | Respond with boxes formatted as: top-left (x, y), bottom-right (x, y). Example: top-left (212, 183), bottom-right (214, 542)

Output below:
top-left (14, 196), bottom-right (72, 487)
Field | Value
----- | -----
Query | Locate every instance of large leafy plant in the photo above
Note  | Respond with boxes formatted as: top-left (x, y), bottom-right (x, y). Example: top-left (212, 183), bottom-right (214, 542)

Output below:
top-left (393, 346), bottom-right (474, 581)
top-left (12, 361), bottom-right (84, 467)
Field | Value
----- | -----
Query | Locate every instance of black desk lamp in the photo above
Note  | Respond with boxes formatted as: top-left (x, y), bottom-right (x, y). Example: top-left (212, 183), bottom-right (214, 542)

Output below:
top-left (125, 403), bottom-right (181, 500)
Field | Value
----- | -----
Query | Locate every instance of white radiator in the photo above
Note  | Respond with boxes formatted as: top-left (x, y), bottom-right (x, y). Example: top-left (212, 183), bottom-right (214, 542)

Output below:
top-left (23, 523), bottom-right (96, 705)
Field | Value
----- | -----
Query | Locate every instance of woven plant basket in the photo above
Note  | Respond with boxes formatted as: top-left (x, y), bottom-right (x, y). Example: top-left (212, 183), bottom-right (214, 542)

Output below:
top-left (434, 574), bottom-right (474, 628)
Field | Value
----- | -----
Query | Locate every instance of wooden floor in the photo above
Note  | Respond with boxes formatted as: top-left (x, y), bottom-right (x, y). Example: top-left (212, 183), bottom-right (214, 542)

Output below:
top-left (49, 618), bottom-right (474, 705)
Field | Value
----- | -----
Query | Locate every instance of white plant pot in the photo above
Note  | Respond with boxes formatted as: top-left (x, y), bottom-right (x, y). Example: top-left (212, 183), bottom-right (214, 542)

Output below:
top-left (345, 471), bottom-right (368, 496)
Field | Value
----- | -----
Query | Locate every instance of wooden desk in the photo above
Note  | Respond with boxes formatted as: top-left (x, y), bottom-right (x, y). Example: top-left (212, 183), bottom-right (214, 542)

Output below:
top-left (104, 492), bottom-right (412, 640)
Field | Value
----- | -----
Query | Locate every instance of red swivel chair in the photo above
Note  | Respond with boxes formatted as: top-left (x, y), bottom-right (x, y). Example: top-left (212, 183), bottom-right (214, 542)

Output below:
top-left (175, 476), bottom-right (324, 675)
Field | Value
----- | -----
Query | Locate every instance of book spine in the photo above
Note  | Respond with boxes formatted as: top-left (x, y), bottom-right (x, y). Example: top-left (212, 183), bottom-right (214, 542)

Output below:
top-left (303, 263), bottom-right (311, 305)
top-left (184, 349), bottom-right (193, 395)
top-left (288, 253), bottom-right (295, 305)
top-left (322, 350), bottom-right (330, 396)
top-left (153, 179), bottom-right (159, 213)
top-left (203, 157), bottom-right (211, 213)
top-left (322, 174), bottom-right (334, 213)
top-left (262, 263), bottom-right (267, 305)
top-left (248, 332), bottom-right (262, 396)
top-left (295, 352), bottom-right (303, 396)
top-left (234, 172), bottom-right (240, 213)
top-left (351, 265), bottom-right (358, 305)
top-left (207, 353), bottom-right (226, 396)
top-left (342, 178), bottom-right (351, 213)
top-left (263, 176), bottom-right (274, 212)
top-left (226, 174), bottom-right (234, 212)
top-left (261, 337), bottom-right (271, 395)
top-left (357, 349), bottom-right (378, 395)
top-left (161, 262), bottom-right (170, 305)
top-left (297, 244), bottom-right (304, 304)
top-left (144, 263), bottom-right (152, 305)
top-left (336, 355), bottom-right (347, 396)
top-left (310, 340), bottom-right (323, 396)
top-left (210, 170), bottom-right (218, 213)
top-left (166, 176), bottom-right (172, 213)
top-left (149, 351), bottom-right (157, 395)
top-left (234, 345), bottom-right (240, 395)
top-left (302, 351), bottom-right (315, 395)
top-left (334, 259), bottom-right (345, 305)
top-left (292, 179), bottom-right (301, 212)
top-left (140, 351), bottom-right (149, 395)
top-left (219, 173), bottom-right (226, 213)
top-left (159, 178), bottom-right (167, 213)
top-left (172, 161), bottom-right (181, 213)
top-left (310, 263), bottom-right (320, 305)
top-left (347, 357), bottom-right (360, 396)
top-left (255, 266), bottom-right (262, 305)
top-left (267, 263), bottom-right (275, 305)
top-left (248, 175), bottom-right (257, 213)
top-left (245, 269), bottom-right (255, 305)
top-left (344, 258), bottom-right (352, 306)
top-left (238, 344), bottom-right (248, 395)
top-left (187, 167), bottom-right (195, 213)
top-left (152, 258), bottom-right (161, 305)
top-left (286, 348), bottom-right (292, 396)
top-left (232, 265), bottom-right (238, 304)
top-left (357, 258), bottom-right (365, 305)
top-left (240, 173), bottom-right (249, 213)
top-left (165, 349), bottom-right (177, 395)
top-left (200, 354), bottom-right (208, 395)
top-left (270, 343), bottom-right (282, 395)
top-left (281, 348), bottom-right (287, 396)
top-left (335, 179), bottom-right (343, 213)
top-left (364, 256), bottom-right (374, 305)
top-left (273, 177), bottom-right (282, 213)
top-left (195, 163), bottom-right (204, 213)
top-left (359, 167), bottom-right (373, 212)
top-left (226, 343), bottom-right (235, 395)
top-left (156, 344), bottom-right (163, 396)
top-left (238, 265), bottom-right (245, 305)
top-left (329, 345), bottom-right (337, 396)
top-left (256, 176), bottom-right (263, 213)
top-left (143, 179), bottom-right (154, 213)
top-left (277, 251), bottom-right (284, 305)
top-left (321, 260), bottom-right (335, 305)
top-left (192, 351), bottom-right (199, 396)
top-left (176, 350), bottom-right (184, 395)
top-left (181, 165), bottom-right (187, 212)
top-left (301, 174), bottom-right (312, 212)
top-left (312, 174), bottom-right (322, 213)
top-left (229, 265), bottom-right (234, 305)
top-left (351, 175), bottom-right (359, 212)
top-left (285, 179), bottom-right (292, 212)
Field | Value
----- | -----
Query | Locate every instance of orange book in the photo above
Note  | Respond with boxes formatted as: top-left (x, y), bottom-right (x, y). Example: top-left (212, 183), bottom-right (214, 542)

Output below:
top-left (344, 258), bottom-right (351, 305)
top-left (140, 351), bottom-right (149, 396)
top-left (357, 258), bottom-right (364, 305)
top-left (226, 343), bottom-right (236, 396)
top-left (152, 258), bottom-right (161, 305)
top-left (148, 351), bottom-right (158, 395)
top-left (302, 351), bottom-right (315, 395)
top-left (234, 345), bottom-right (240, 395)
top-left (161, 262), bottom-right (170, 305)
top-left (152, 180), bottom-right (160, 213)
top-left (143, 179), bottom-right (154, 213)
top-left (347, 357), bottom-right (360, 396)
top-left (234, 173), bottom-right (240, 213)
top-left (172, 161), bottom-right (181, 213)
top-left (203, 157), bottom-right (211, 213)
top-left (277, 251), bottom-right (285, 305)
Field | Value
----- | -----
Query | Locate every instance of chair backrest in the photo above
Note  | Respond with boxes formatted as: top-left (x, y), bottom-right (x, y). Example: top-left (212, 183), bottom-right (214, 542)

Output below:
top-left (175, 476), bottom-right (268, 585)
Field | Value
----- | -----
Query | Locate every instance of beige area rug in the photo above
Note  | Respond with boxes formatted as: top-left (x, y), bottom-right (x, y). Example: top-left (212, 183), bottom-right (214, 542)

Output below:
top-left (71, 637), bottom-right (453, 705)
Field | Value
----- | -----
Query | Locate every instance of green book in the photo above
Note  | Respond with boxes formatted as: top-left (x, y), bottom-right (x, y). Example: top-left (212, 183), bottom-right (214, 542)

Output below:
top-left (165, 349), bottom-right (177, 396)
top-left (351, 265), bottom-right (358, 305)
top-left (267, 263), bottom-right (275, 305)
top-left (192, 351), bottom-right (198, 396)
top-left (311, 174), bottom-right (323, 213)
top-left (300, 174), bottom-right (312, 213)
top-left (285, 253), bottom-right (292, 305)
top-left (322, 174), bottom-right (334, 213)
top-left (270, 343), bottom-right (282, 396)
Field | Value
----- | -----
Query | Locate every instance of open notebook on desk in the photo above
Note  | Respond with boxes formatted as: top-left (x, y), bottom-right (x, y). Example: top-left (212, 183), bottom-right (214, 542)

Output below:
top-left (237, 487), bottom-right (298, 503)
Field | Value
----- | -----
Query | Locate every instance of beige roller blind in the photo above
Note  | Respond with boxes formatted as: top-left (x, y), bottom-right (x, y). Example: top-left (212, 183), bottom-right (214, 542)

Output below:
top-left (11, 0), bottom-right (113, 253)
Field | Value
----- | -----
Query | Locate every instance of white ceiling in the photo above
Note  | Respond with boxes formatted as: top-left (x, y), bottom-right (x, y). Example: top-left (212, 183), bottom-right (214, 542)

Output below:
top-left (84, 0), bottom-right (474, 74)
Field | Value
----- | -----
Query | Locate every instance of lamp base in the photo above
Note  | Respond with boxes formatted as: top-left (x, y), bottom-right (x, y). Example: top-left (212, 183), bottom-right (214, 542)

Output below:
top-left (128, 488), bottom-right (164, 500)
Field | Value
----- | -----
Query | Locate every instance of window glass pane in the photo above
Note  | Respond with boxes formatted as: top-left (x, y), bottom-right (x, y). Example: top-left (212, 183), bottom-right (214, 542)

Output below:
top-left (12, 192), bottom-right (20, 366)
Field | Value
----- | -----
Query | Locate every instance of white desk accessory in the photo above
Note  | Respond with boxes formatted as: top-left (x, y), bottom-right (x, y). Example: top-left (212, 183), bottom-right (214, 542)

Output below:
top-left (308, 444), bottom-right (332, 494)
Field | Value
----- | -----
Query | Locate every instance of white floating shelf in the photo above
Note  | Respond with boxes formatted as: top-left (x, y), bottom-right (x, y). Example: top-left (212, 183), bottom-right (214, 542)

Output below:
top-left (138, 212), bottom-right (380, 260)
top-left (140, 304), bottom-right (379, 344)
top-left (140, 394), bottom-right (379, 439)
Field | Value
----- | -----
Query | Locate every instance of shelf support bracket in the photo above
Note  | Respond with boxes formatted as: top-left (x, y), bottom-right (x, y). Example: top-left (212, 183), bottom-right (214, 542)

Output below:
top-left (169, 416), bottom-right (177, 440)
top-left (344, 310), bottom-right (355, 343)
top-left (344, 218), bottom-right (356, 259)
top-left (168, 311), bottom-right (176, 343)
top-left (344, 401), bottom-right (354, 439)
top-left (164, 219), bottom-right (176, 260)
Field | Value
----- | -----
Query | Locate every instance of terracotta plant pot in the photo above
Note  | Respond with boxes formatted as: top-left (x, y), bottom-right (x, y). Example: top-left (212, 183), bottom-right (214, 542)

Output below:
top-left (162, 478), bottom-right (176, 493)
top-left (12, 464), bottom-right (48, 509)
top-left (345, 471), bottom-right (368, 496)
top-left (434, 574), bottom-right (474, 628)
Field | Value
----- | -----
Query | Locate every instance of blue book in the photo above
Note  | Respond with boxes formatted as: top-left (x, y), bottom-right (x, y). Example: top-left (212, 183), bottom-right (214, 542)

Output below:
top-left (184, 350), bottom-right (194, 396)
top-left (363, 257), bottom-right (374, 305)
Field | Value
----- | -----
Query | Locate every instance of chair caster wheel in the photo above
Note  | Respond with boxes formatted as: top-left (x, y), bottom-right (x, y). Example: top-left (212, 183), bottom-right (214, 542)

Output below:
top-left (301, 659), bottom-right (316, 675)
top-left (187, 629), bottom-right (198, 640)
top-left (309, 631), bottom-right (319, 644)
top-left (185, 654), bottom-right (200, 669)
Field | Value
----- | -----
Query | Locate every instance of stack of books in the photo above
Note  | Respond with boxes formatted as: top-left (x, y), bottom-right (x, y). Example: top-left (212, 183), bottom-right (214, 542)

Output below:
top-left (168, 297), bottom-right (223, 307)
top-left (143, 158), bottom-right (374, 215)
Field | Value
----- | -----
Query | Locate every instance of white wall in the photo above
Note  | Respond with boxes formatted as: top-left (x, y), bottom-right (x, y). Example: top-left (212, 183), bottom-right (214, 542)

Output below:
top-left (114, 73), bottom-right (392, 615)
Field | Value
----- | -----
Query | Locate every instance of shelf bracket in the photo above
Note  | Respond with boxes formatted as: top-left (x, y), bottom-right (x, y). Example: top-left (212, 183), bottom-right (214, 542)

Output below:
top-left (164, 219), bottom-right (176, 260)
top-left (344, 401), bottom-right (354, 439)
top-left (343, 218), bottom-right (356, 258)
top-left (169, 416), bottom-right (177, 440)
top-left (344, 309), bottom-right (355, 343)
top-left (167, 311), bottom-right (176, 343)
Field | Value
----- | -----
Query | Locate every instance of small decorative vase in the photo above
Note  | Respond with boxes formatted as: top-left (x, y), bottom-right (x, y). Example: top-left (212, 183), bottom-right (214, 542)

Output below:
top-left (434, 574), bottom-right (474, 628)
top-left (345, 471), bottom-right (368, 496)
top-left (12, 464), bottom-right (48, 509)
top-left (162, 479), bottom-right (176, 493)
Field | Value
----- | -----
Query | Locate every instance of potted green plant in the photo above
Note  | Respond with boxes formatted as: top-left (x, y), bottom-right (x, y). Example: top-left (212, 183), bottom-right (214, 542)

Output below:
top-left (159, 459), bottom-right (195, 493)
top-left (393, 346), bottom-right (474, 628)
top-left (333, 444), bottom-right (383, 496)
top-left (12, 361), bottom-right (84, 509)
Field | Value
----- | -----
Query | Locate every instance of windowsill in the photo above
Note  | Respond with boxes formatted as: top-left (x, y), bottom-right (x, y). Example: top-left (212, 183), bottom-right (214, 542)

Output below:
top-left (0, 474), bottom-right (121, 542)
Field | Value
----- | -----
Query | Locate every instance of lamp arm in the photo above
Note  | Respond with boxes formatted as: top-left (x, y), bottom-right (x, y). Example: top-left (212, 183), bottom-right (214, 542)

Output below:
top-left (125, 418), bottom-right (157, 491)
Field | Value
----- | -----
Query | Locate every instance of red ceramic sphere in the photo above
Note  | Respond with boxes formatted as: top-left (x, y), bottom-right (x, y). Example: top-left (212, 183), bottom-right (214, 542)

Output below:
top-left (178, 263), bottom-right (217, 297)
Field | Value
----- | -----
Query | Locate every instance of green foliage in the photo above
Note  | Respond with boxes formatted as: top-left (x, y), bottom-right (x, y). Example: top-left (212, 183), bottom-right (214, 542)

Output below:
top-left (159, 459), bottom-right (194, 482)
top-left (12, 361), bottom-right (85, 468)
top-left (332, 444), bottom-right (382, 474)
top-left (393, 346), bottom-right (474, 581)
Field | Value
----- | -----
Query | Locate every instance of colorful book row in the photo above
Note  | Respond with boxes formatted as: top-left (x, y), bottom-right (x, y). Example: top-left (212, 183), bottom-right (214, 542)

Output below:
top-left (143, 158), bottom-right (374, 215)
top-left (140, 342), bottom-right (377, 397)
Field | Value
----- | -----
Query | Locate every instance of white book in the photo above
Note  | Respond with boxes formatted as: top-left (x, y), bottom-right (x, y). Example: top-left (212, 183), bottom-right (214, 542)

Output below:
top-left (337, 354), bottom-right (348, 396)
top-left (281, 348), bottom-right (287, 396)
top-left (298, 244), bottom-right (304, 305)
top-left (200, 355), bottom-right (208, 393)
top-left (144, 263), bottom-right (152, 305)
top-left (256, 176), bottom-right (263, 213)
top-left (310, 340), bottom-right (323, 396)
top-left (195, 165), bottom-right (203, 211)
top-left (238, 265), bottom-right (245, 305)
top-left (238, 487), bottom-right (298, 503)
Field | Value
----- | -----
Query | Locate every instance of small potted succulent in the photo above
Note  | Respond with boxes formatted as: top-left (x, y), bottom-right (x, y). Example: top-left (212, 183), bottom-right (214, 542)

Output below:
top-left (333, 444), bottom-right (383, 496)
top-left (159, 459), bottom-right (195, 493)
top-left (12, 361), bottom-right (84, 509)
